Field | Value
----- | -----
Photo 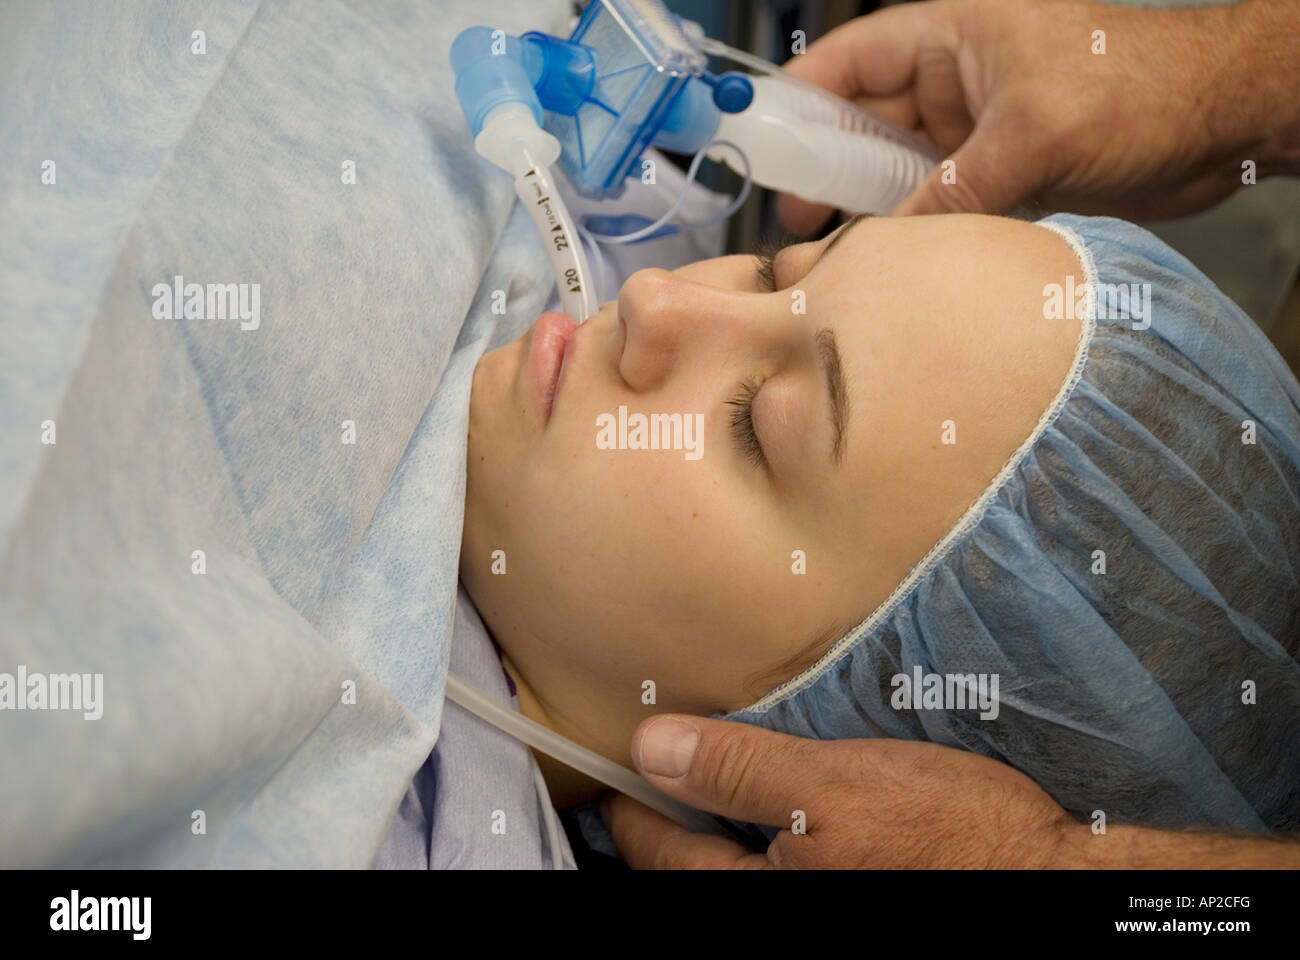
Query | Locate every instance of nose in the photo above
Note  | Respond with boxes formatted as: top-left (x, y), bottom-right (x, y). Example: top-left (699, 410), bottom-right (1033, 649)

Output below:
top-left (616, 267), bottom-right (770, 392)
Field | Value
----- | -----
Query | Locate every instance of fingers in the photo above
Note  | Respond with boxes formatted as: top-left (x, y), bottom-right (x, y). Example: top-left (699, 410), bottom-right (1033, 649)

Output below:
top-left (854, 92), bottom-right (924, 134)
top-left (600, 792), bottom-right (767, 869)
top-left (772, 3), bottom-right (962, 230)
top-left (782, 1), bottom-right (956, 102)
top-left (909, 45), bottom-right (976, 151)
top-left (893, 108), bottom-right (1045, 216)
top-left (628, 715), bottom-right (840, 828)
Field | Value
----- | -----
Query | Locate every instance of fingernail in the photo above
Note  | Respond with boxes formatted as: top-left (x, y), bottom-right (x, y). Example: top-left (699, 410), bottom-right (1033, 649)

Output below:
top-left (638, 716), bottom-right (700, 778)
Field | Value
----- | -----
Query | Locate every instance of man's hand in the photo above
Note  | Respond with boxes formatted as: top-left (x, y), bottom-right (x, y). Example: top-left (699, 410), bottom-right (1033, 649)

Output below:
top-left (600, 714), bottom-right (1074, 869)
top-left (777, 0), bottom-right (1299, 230)
top-left (602, 715), bottom-right (1300, 869)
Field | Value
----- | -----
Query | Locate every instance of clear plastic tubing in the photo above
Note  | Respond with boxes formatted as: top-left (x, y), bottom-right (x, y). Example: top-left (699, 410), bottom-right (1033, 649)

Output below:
top-left (511, 150), bottom-right (599, 322)
top-left (444, 672), bottom-right (731, 838)
top-left (698, 36), bottom-right (939, 215)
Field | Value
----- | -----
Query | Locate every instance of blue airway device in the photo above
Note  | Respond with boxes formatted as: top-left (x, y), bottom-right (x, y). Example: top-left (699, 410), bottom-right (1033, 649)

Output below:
top-left (452, 0), bottom-right (751, 201)
top-left (451, 0), bottom-right (945, 284)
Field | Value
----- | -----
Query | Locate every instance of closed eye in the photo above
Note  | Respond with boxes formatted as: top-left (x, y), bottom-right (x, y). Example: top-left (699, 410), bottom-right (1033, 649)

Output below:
top-left (726, 377), bottom-right (767, 469)
top-left (752, 233), bottom-right (795, 292)
top-left (754, 214), bottom-right (874, 292)
top-left (754, 250), bottom-right (777, 291)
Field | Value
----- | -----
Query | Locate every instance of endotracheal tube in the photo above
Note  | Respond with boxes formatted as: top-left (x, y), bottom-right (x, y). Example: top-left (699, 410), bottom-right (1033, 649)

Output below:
top-left (470, 104), bottom-right (598, 323)
top-left (512, 155), bottom-right (597, 323)
top-left (450, 28), bottom-right (599, 323)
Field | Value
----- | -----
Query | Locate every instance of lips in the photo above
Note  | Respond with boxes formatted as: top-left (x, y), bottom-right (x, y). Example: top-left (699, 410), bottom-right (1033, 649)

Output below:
top-left (526, 310), bottom-right (578, 422)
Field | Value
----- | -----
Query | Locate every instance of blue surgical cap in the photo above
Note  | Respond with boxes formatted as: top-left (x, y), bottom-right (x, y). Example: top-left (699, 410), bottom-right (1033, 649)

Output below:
top-left (720, 213), bottom-right (1300, 833)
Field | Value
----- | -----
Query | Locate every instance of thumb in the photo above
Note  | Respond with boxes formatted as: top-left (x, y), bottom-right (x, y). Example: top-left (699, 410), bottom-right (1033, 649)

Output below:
top-left (893, 113), bottom-right (1043, 216)
top-left (630, 714), bottom-right (837, 828)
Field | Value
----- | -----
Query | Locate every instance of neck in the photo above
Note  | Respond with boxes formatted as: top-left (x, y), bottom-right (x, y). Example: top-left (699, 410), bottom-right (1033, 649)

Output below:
top-left (498, 652), bottom-right (612, 810)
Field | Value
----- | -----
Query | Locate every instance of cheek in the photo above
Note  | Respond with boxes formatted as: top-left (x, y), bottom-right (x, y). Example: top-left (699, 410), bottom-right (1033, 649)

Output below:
top-left (524, 449), bottom-right (761, 598)
top-left (546, 453), bottom-right (724, 555)
top-left (467, 344), bottom-right (525, 455)
top-left (471, 339), bottom-right (520, 400)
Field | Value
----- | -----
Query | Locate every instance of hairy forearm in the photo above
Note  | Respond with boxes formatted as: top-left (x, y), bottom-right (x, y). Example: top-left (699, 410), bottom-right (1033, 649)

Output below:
top-left (1051, 821), bottom-right (1300, 869)
top-left (1219, 0), bottom-right (1300, 174)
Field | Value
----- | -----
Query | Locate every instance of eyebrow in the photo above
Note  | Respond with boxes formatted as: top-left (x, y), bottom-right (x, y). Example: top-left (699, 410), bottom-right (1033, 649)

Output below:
top-left (813, 216), bottom-right (867, 468)
top-left (771, 213), bottom-right (867, 468)
top-left (817, 327), bottom-right (849, 467)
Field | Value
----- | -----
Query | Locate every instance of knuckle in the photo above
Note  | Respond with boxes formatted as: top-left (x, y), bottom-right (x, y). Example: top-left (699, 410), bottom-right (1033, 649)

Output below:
top-left (934, 172), bottom-right (986, 213)
top-left (694, 731), bottom-right (765, 810)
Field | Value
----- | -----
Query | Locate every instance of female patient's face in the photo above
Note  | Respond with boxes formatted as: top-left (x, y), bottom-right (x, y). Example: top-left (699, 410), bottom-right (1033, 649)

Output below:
top-left (461, 213), bottom-right (1081, 744)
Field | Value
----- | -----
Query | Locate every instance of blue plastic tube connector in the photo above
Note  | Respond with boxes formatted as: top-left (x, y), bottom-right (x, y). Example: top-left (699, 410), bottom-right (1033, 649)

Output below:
top-left (450, 27), bottom-right (545, 136)
top-left (519, 31), bottom-right (596, 117)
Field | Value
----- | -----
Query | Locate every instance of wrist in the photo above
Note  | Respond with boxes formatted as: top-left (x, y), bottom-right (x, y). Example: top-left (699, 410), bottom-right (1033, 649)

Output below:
top-left (1216, 0), bottom-right (1300, 173)
top-left (1046, 819), bottom-right (1300, 869)
top-left (1044, 818), bottom-right (1092, 869)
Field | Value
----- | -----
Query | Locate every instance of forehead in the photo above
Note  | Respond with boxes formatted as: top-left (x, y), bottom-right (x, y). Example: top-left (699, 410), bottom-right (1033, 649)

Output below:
top-left (788, 214), bottom-right (1069, 336)
top-left (800, 209), bottom-right (1087, 509)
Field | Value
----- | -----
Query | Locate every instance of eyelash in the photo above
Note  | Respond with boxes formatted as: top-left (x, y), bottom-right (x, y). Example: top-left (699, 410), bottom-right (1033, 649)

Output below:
top-left (755, 215), bottom-right (873, 290)
top-left (726, 376), bottom-right (767, 469)
top-left (735, 233), bottom-right (800, 468)
top-left (739, 219), bottom-right (866, 465)
top-left (752, 232), bottom-right (794, 292)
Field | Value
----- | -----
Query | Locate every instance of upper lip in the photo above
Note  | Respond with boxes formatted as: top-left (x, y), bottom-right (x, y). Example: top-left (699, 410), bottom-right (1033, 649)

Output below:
top-left (526, 311), bottom-right (584, 424)
top-left (555, 323), bottom-right (581, 398)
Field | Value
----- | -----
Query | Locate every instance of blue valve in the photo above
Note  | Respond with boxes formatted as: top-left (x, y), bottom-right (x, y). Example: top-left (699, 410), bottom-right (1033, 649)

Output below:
top-left (704, 71), bottom-right (753, 113)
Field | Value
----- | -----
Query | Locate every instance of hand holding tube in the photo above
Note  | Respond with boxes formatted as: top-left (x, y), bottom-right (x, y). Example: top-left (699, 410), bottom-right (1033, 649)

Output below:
top-left (777, 0), bottom-right (1300, 230)
top-left (601, 714), bottom-right (1072, 868)
top-left (601, 714), bottom-right (1300, 868)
